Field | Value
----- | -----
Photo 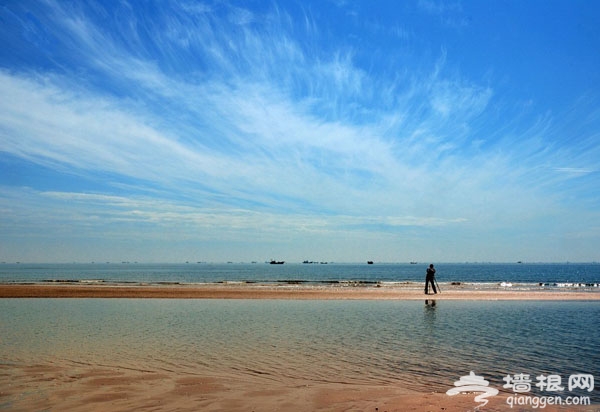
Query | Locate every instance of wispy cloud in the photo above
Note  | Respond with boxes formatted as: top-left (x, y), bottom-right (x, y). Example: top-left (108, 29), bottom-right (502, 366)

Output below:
top-left (553, 167), bottom-right (596, 175)
top-left (417, 0), bottom-right (468, 28)
top-left (1, 0), bottom-right (599, 261)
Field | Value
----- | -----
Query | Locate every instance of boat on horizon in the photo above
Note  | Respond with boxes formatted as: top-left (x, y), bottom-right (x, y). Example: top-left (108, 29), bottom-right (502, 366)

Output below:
top-left (270, 260), bottom-right (285, 264)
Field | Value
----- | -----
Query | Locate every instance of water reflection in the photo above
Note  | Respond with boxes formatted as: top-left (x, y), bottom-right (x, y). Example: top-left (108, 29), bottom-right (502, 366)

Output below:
top-left (424, 299), bottom-right (437, 329)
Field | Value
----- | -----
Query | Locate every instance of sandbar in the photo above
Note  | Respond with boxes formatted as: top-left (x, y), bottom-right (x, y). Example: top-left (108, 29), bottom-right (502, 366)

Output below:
top-left (1, 283), bottom-right (599, 299)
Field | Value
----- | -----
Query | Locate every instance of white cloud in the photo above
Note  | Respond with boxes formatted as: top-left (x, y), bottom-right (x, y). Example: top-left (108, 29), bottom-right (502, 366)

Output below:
top-left (2, 1), bottom-right (599, 262)
top-left (228, 6), bottom-right (254, 26)
top-left (553, 167), bottom-right (596, 175)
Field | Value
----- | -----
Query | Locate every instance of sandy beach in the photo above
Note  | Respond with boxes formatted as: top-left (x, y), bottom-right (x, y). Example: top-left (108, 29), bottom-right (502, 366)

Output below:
top-left (2, 285), bottom-right (599, 411)
top-left (1, 282), bottom-right (599, 300)
top-left (0, 361), bottom-right (595, 412)
top-left (2, 361), bottom-right (597, 411)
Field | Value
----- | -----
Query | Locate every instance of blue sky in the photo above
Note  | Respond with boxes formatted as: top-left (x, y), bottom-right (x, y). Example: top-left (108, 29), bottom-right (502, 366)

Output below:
top-left (1, 0), bottom-right (599, 263)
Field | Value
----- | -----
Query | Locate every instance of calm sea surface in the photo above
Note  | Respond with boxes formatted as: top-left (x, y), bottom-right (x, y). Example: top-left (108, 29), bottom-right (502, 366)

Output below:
top-left (1, 262), bottom-right (599, 284)
top-left (1, 299), bottom-right (599, 402)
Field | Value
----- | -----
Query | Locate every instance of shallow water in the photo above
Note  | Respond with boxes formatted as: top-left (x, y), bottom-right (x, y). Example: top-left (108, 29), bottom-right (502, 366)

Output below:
top-left (1, 299), bottom-right (598, 402)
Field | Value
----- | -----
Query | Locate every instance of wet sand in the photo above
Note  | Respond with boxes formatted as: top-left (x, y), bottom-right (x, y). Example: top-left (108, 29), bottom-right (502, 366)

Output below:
top-left (2, 362), bottom-right (596, 411)
top-left (1, 282), bottom-right (599, 299)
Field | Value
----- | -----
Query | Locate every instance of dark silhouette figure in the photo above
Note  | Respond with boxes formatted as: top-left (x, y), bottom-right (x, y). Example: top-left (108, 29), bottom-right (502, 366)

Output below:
top-left (425, 264), bottom-right (437, 294)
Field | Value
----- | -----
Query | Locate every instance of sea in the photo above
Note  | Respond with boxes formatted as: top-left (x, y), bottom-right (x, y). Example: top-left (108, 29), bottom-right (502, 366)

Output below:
top-left (1, 262), bottom-right (600, 286)
top-left (1, 263), bottom-right (599, 407)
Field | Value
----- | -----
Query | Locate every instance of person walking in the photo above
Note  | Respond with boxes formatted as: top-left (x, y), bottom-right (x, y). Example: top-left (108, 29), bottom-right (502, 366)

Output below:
top-left (425, 264), bottom-right (437, 295)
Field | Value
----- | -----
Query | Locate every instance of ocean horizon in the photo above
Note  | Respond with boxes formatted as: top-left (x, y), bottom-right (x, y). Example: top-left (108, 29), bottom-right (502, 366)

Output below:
top-left (1, 262), bottom-right (599, 287)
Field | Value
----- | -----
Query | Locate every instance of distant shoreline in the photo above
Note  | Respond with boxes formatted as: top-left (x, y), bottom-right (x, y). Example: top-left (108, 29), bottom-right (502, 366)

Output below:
top-left (1, 283), bottom-right (599, 300)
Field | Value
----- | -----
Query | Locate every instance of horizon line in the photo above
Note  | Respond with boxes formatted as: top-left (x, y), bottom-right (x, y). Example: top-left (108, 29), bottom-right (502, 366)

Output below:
top-left (2, 261), bottom-right (598, 265)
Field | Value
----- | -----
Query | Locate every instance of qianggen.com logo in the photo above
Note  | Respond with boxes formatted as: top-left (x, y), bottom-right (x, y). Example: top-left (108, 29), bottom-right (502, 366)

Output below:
top-left (446, 371), bottom-right (594, 409)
